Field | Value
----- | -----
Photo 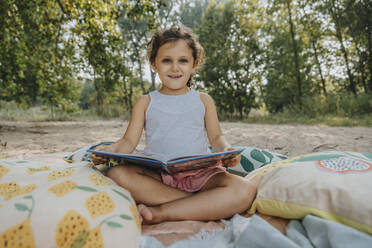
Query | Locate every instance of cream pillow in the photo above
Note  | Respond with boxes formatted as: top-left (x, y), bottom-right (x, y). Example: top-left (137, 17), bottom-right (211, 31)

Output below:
top-left (247, 151), bottom-right (372, 235)
top-left (0, 159), bottom-right (141, 248)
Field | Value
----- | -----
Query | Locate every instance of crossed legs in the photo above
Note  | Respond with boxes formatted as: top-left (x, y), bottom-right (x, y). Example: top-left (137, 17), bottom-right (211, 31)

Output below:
top-left (107, 165), bottom-right (257, 224)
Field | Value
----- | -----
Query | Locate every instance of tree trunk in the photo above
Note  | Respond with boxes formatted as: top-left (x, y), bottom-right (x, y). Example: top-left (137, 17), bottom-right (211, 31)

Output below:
top-left (138, 58), bottom-right (145, 94)
top-left (150, 66), bottom-right (156, 91)
top-left (312, 40), bottom-right (327, 95)
top-left (122, 76), bottom-right (133, 111)
top-left (93, 70), bottom-right (103, 115)
top-left (286, 0), bottom-right (302, 106)
top-left (133, 44), bottom-right (146, 94)
top-left (329, 0), bottom-right (356, 95)
top-left (355, 45), bottom-right (368, 93)
top-left (367, 19), bottom-right (372, 92)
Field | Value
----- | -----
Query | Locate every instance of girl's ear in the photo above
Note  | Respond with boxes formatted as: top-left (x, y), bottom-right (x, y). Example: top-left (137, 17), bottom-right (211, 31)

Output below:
top-left (151, 62), bottom-right (157, 72)
top-left (192, 60), bottom-right (199, 72)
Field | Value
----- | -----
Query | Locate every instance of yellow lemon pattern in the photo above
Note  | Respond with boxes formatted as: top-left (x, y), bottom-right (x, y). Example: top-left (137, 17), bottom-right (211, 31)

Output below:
top-left (0, 195), bottom-right (36, 248)
top-left (88, 174), bottom-right (112, 186)
top-left (0, 164), bottom-right (9, 179)
top-left (130, 203), bottom-right (141, 231)
top-left (0, 182), bottom-right (20, 196)
top-left (85, 192), bottom-right (115, 219)
top-left (48, 181), bottom-right (77, 197)
top-left (0, 183), bottom-right (37, 201)
top-left (0, 158), bottom-right (140, 247)
top-left (84, 226), bottom-right (104, 248)
top-left (27, 166), bottom-right (50, 174)
top-left (56, 210), bottom-right (90, 247)
top-left (0, 218), bottom-right (35, 248)
top-left (48, 168), bottom-right (75, 181)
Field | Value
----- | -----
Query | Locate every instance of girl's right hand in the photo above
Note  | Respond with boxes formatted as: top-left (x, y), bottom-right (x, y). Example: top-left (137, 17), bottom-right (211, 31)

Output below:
top-left (90, 144), bottom-right (116, 165)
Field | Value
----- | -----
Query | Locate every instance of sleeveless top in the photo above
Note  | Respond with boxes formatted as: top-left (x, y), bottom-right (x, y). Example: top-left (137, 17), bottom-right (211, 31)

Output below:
top-left (143, 89), bottom-right (210, 162)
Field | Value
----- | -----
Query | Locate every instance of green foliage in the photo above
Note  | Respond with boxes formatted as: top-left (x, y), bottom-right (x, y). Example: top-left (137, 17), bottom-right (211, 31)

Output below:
top-left (280, 92), bottom-right (372, 118)
top-left (197, 0), bottom-right (261, 118)
top-left (79, 80), bottom-right (95, 110)
top-left (179, 0), bottom-right (209, 29)
top-left (0, 100), bottom-right (131, 121)
top-left (0, 0), bottom-right (162, 117)
top-left (244, 110), bottom-right (372, 127)
top-left (78, 76), bottom-right (149, 118)
top-left (1, 0), bottom-right (372, 124)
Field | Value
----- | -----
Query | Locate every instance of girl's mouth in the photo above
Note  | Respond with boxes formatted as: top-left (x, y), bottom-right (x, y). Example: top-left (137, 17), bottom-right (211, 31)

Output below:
top-left (168, 75), bottom-right (182, 79)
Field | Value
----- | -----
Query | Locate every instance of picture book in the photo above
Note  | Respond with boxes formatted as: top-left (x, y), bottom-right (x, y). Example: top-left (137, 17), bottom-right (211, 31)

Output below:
top-left (88, 148), bottom-right (245, 174)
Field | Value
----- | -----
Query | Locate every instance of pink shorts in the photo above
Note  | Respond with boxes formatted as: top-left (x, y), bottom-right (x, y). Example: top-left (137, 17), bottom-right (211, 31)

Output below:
top-left (161, 163), bottom-right (226, 192)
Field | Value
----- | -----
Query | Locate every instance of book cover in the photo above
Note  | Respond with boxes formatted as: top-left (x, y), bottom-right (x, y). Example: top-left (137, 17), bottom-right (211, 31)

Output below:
top-left (88, 148), bottom-right (245, 174)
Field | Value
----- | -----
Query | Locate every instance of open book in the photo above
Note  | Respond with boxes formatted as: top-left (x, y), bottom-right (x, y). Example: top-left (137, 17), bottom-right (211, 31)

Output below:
top-left (88, 148), bottom-right (244, 174)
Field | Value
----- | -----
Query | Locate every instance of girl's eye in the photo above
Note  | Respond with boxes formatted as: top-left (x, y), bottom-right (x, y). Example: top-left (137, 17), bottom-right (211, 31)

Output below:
top-left (180, 59), bottom-right (188, 63)
top-left (162, 59), bottom-right (171, 63)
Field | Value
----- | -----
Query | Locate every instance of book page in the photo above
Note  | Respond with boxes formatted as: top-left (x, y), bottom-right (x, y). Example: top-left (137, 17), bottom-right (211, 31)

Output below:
top-left (165, 149), bottom-right (244, 174)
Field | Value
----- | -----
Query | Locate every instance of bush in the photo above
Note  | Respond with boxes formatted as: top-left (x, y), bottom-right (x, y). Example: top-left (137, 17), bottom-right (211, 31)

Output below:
top-left (282, 92), bottom-right (372, 118)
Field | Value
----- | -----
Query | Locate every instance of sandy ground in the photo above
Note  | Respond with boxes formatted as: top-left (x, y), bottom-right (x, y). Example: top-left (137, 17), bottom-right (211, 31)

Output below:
top-left (0, 120), bottom-right (371, 159)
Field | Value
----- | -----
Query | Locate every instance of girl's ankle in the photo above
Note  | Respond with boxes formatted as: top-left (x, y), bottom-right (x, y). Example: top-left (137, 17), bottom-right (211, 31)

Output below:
top-left (149, 205), bottom-right (164, 224)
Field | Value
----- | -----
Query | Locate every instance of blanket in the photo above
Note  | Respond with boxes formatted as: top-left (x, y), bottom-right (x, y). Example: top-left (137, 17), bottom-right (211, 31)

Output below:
top-left (139, 214), bottom-right (372, 248)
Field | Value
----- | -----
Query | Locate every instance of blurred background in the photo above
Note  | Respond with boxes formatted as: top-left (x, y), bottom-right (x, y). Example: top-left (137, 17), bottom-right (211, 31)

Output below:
top-left (1, 0), bottom-right (371, 126)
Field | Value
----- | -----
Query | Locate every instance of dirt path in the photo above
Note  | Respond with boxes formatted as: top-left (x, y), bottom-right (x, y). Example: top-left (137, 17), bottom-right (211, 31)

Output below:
top-left (0, 121), bottom-right (371, 158)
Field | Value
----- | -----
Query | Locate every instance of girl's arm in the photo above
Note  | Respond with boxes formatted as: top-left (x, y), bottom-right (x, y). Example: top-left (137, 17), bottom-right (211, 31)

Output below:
top-left (200, 93), bottom-right (240, 167)
top-left (112, 95), bottom-right (149, 153)
top-left (91, 95), bottom-right (149, 163)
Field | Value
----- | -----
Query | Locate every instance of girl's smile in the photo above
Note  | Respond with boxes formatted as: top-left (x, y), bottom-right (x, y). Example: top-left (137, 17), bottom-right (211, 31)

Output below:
top-left (168, 74), bottom-right (182, 79)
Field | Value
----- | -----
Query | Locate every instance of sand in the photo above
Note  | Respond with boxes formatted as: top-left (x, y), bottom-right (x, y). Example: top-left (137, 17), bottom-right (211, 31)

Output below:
top-left (0, 120), bottom-right (371, 159)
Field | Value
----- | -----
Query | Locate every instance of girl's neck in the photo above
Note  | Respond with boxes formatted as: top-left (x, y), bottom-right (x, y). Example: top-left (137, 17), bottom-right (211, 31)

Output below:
top-left (158, 86), bottom-right (190, 96)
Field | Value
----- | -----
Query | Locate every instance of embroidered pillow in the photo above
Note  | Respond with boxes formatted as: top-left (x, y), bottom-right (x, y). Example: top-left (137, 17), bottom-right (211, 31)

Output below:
top-left (247, 151), bottom-right (372, 235)
top-left (228, 146), bottom-right (287, 175)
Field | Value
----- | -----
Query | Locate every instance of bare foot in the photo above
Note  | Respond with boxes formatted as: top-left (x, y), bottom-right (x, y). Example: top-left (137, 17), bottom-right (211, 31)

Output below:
top-left (138, 204), bottom-right (153, 224)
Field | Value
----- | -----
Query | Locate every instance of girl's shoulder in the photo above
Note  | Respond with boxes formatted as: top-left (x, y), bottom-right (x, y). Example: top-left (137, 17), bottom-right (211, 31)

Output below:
top-left (136, 94), bottom-right (150, 104)
top-left (133, 94), bottom-right (150, 112)
top-left (199, 92), bottom-right (214, 106)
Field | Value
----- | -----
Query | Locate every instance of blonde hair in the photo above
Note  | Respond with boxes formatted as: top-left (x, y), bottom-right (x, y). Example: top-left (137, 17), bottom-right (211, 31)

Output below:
top-left (147, 24), bottom-right (205, 87)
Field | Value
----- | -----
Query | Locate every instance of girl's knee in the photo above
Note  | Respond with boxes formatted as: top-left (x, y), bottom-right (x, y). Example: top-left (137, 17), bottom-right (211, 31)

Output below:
top-left (229, 177), bottom-right (257, 200)
top-left (238, 179), bottom-right (257, 205)
top-left (107, 165), bottom-right (138, 185)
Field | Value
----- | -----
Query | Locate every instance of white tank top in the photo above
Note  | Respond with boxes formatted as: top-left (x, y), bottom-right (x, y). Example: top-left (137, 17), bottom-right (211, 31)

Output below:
top-left (143, 89), bottom-right (210, 161)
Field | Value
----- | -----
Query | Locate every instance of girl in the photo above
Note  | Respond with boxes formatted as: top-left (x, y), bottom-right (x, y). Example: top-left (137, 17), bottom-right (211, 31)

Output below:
top-left (92, 24), bottom-right (256, 224)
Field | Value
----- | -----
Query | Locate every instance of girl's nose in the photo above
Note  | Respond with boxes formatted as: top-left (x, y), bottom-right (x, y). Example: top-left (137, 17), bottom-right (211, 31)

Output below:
top-left (171, 62), bottom-right (179, 72)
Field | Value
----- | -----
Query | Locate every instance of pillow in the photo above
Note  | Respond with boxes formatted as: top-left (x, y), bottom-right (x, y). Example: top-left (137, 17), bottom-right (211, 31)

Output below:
top-left (63, 141), bottom-right (115, 163)
top-left (228, 146), bottom-right (287, 175)
top-left (246, 151), bottom-right (372, 235)
top-left (0, 159), bottom-right (141, 247)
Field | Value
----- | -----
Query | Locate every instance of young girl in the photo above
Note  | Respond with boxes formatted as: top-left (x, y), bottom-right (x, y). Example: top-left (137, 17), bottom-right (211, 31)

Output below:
top-left (92, 24), bottom-right (256, 224)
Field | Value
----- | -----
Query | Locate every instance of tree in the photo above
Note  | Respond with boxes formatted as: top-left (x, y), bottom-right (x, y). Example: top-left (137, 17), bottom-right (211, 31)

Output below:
top-left (324, 0), bottom-right (356, 95)
top-left (0, 0), bottom-right (164, 115)
top-left (260, 1), bottom-right (303, 112)
top-left (0, 0), bottom-right (78, 109)
top-left (299, 0), bottom-right (328, 95)
top-left (342, 0), bottom-right (372, 93)
top-left (198, 0), bottom-right (261, 118)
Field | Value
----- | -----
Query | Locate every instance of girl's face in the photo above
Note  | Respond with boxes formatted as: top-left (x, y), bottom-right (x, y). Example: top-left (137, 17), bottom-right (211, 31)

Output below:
top-left (152, 39), bottom-right (198, 95)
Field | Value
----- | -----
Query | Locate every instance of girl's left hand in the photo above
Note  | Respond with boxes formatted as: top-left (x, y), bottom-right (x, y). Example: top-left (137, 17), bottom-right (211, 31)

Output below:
top-left (222, 147), bottom-right (241, 167)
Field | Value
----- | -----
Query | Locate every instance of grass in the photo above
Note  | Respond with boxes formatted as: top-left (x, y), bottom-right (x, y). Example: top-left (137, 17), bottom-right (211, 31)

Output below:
top-left (1, 101), bottom-right (371, 127)
top-left (240, 114), bottom-right (372, 127)
top-left (0, 105), bottom-right (128, 122)
top-left (219, 108), bottom-right (372, 127)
